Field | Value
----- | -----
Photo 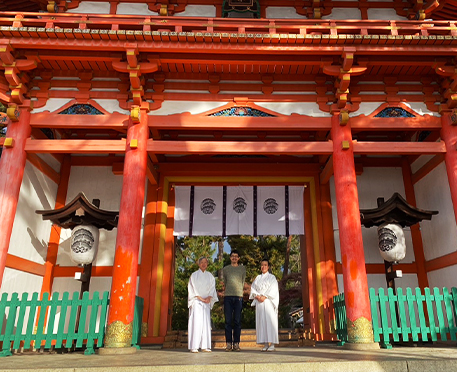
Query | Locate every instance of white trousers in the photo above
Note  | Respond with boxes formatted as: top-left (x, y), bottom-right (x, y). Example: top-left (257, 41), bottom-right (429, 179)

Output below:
top-left (255, 300), bottom-right (279, 344)
top-left (188, 301), bottom-right (212, 350)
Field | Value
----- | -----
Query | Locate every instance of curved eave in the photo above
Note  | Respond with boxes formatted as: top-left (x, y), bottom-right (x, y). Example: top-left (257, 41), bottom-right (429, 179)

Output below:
top-left (360, 192), bottom-right (438, 228)
top-left (36, 192), bottom-right (119, 230)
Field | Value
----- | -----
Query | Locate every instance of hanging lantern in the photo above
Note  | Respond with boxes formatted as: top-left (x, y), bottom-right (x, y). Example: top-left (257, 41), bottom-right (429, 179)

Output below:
top-left (377, 223), bottom-right (406, 263)
top-left (70, 224), bottom-right (100, 265)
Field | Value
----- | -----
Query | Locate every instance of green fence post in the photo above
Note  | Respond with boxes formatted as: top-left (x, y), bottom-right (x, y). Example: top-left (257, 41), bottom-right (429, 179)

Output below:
top-left (132, 296), bottom-right (144, 350)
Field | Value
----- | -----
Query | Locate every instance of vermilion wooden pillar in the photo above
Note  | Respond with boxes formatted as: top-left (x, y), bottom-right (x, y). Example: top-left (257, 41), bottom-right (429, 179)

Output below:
top-left (40, 155), bottom-right (72, 296)
top-left (303, 185), bottom-right (317, 335)
top-left (331, 113), bottom-right (374, 345)
top-left (138, 180), bottom-right (158, 341)
top-left (104, 107), bottom-right (149, 349)
top-left (440, 112), bottom-right (457, 224)
top-left (401, 158), bottom-right (429, 289)
top-left (0, 106), bottom-right (32, 285)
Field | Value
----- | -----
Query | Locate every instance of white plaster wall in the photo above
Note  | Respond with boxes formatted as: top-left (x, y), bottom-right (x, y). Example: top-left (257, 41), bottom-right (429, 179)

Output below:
top-left (93, 99), bottom-right (129, 115)
top-left (331, 168), bottom-right (415, 265)
top-left (414, 163), bottom-right (457, 261)
top-left (57, 167), bottom-right (123, 267)
top-left (337, 274), bottom-right (419, 293)
top-left (149, 101), bottom-right (226, 115)
top-left (52, 276), bottom-right (140, 299)
top-left (427, 265), bottom-right (457, 289)
top-left (31, 98), bottom-right (72, 114)
top-left (178, 5), bottom-right (216, 17)
top-left (367, 8), bottom-right (407, 21)
top-left (117, 3), bottom-right (158, 15)
top-left (265, 7), bottom-right (307, 19)
top-left (322, 8), bottom-right (361, 20)
top-left (8, 162), bottom-right (58, 264)
top-left (257, 102), bottom-right (331, 117)
top-left (0, 269), bottom-right (43, 295)
top-left (66, 1), bottom-right (110, 14)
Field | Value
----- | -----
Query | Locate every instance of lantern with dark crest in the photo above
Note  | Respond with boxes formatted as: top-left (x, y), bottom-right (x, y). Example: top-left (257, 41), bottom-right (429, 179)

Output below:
top-left (360, 193), bottom-right (437, 290)
top-left (36, 193), bottom-right (118, 290)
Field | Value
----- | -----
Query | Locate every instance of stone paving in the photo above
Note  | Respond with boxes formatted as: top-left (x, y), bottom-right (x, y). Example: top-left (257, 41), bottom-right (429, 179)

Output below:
top-left (1, 343), bottom-right (457, 372)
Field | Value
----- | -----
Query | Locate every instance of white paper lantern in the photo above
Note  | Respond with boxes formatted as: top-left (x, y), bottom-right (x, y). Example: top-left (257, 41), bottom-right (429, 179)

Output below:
top-left (377, 223), bottom-right (406, 263)
top-left (70, 224), bottom-right (99, 265)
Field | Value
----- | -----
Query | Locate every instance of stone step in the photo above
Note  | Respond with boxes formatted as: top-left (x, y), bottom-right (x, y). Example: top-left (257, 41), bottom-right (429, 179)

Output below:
top-left (180, 333), bottom-right (299, 342)
top-left (163, 329), bottom-right (315, 349)
top-left (170, 339), bottom-right (312, 349)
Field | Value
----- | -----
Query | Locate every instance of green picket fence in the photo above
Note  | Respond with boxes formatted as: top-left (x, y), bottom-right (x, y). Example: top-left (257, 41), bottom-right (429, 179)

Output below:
top-left (0, 291), bottom-right (143, 357)
top-left (333, 293), bottom-right (347, 345)
top-left (334, 287), bottom-right (457, 348)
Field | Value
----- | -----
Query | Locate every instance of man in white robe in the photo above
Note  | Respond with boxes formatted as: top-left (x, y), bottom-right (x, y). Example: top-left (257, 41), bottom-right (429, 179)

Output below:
top-left (188, 257), bottom-right (218, 353)
top-left (250, 259), bottom-right (279, 351)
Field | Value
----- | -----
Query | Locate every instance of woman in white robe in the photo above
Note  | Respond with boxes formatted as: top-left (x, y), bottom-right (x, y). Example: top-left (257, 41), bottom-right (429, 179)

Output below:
top-left (188, 257), bottom-right (218, 353)
top-left (249, 259), bottom-right (279, 351)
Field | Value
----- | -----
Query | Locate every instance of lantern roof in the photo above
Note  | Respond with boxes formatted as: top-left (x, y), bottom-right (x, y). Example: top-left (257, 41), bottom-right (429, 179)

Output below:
top-left (360, 192), bottom-right (438, 228)
top-left (36, 192), bottom-right (118, 230)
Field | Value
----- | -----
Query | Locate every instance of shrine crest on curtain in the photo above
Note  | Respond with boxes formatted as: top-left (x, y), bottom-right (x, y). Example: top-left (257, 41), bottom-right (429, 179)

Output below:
top-left (174, 186), bottom-right (304, 237)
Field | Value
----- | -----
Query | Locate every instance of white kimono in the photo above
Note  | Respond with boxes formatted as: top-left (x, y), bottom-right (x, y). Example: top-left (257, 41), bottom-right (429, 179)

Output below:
top-left (250, 272), bottom-right (279, 344)
top-left (188, 269), bottom-right (218, 350)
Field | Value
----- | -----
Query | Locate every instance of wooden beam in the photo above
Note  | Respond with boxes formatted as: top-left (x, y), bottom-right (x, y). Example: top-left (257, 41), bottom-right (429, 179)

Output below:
top-left (149, 115), bottom-right (331, 131)
top-left (25, 139), bottom-right (334, 155)
top-left (319, 156), bottom-right (333, 185)
top-left (27, 153), bottom-right (60, 184)
top-left (53, 265), bottom-right (124, 277)
top-left (147, 158), bottom-right (159, 185)
top-left (425, 251), bottom-right (457, 272)
top-left (5, 254), bottom-right (46, 277)
top-left (158, 162), bottom-right (321, 177)
top-left (25, 139), bottom-right (127, 154)
top-left (148, 140), bottom-right (334, 155)
top-left (353, 141), bottom-right (446, 155)
top-left (31, 112), bottom-right (129, 130)
top-left (411, 154), bottom-right (445, 184)
top-left (336, 262), bottom-right (417, 275)
top-left (350, 116), bottom-right (441, 131)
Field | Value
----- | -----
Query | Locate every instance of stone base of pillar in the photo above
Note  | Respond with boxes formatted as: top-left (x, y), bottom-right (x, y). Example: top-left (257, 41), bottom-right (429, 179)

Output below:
top-left (342, 342), bottom-right (380, 350)
top-left (98, 346), bottom-right (137, 355)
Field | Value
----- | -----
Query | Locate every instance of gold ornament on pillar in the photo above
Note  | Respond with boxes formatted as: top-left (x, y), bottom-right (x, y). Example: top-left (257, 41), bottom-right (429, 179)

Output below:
top-left (347, 317), bottom-right (374, 344)
top-left (159, 4), bottom-right (168, 16)
top-left (130, 106), bottom-right (141, 123)
top-left (104, 321), bottom-right (133, 348)
top-left (47, 0), bottom-right (58, 13)
top-left (6, 105), bottom-right (19, 122)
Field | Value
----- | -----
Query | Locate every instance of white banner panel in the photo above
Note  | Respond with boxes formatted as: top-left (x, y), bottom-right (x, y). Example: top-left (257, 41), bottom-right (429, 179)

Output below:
top-left (226, 186), bottom-right (254, 236)
top-left (174, 185), bottom-right (304, 236)
top-left (257, 186), bottom-right (286, 236)
top-left (192, 187), bottom-right (223, 236)
top-left (173, 186), bottom-right (191, 236)
top-left (289, 186), bottom-right (305, 235)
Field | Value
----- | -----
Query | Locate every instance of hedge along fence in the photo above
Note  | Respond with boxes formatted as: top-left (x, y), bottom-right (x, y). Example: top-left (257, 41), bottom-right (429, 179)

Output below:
top-left (334, 287), bottom-right (457, 348)
top-left (0, 291), bottom-right (143, 357)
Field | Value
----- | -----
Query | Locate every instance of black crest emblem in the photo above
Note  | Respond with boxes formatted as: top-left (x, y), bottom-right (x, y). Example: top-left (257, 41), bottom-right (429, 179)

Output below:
top-left (71, 228), bottom-right (95, 254)
top-left (378, 227), bottom-right (397, 252)
top-left (233, 197), bottom-right (247, 213)
top-left (263, 198), bottom-right (278, 215)
top-left (201, 198), bottom-right (216, 215)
